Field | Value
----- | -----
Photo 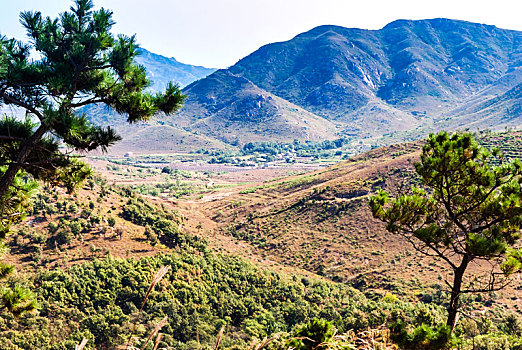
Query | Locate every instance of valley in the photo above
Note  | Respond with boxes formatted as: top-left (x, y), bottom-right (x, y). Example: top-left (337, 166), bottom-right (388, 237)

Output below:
top-left (1, 2), bottom-right (522, 348)
top-left (2, 129), bottom-right (522, 349)
top-left (84, 131), bottom-right (522, 301)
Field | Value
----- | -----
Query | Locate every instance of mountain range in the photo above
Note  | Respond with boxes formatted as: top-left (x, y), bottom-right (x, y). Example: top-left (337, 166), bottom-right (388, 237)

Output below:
top-left (135, 48), bottom-right (216, 89)
top-left (90, 19), bottom-right (522, 152)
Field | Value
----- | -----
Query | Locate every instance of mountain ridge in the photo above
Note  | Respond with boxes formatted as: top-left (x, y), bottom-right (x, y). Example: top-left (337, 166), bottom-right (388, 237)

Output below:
top-left (83, 19), bottom-right (522, 153)
top-left (172, 18), bottom-right (522, 146)
top-left (135, 48), bottom-right (216, 90)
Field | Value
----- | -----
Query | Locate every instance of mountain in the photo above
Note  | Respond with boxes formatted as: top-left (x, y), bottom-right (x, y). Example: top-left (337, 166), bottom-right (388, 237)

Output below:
top-left (443, 82), bottom-right (522, 130)
top-left (79, 49), bottom-right (222, 154)
top-left (135, 48), bottom-right (216, 90)
top-left (172, 19), bottom-right (522, 145)
top-left (82, 103), bottom-right (229, 155)
top-left (179, 70), bottom-right (338, 144)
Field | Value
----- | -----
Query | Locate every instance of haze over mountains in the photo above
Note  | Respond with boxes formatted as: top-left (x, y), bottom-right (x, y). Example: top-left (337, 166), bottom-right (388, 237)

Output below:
top-left (135, 48), bottom-right (216, 90)
top-left (92, 19), bottom-right (522, 152)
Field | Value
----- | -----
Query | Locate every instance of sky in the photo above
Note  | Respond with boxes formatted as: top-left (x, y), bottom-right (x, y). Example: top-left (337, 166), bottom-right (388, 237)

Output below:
top-left (1, 0), bottom-right (521, 69)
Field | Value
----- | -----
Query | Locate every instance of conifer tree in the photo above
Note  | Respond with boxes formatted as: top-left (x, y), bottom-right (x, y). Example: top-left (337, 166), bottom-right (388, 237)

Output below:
top-left (0, 0), bottom-right (184, 198)
top-left (370, 131), bottom-right (522, 332)
top-left (0, 0), bottom-right (185, 314)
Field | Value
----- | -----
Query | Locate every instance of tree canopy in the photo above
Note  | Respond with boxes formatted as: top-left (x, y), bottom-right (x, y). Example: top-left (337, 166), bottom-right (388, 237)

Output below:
top-left (0, 0), bottom-right (185, 315)
top-left (0, 0), bottom-right (184, 198)
top-left (369, 131), bottom-right (522, 332)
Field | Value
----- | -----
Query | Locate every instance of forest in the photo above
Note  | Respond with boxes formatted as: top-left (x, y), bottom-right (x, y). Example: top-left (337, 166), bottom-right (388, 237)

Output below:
top-left (0, 177), bottom-right (521, 349)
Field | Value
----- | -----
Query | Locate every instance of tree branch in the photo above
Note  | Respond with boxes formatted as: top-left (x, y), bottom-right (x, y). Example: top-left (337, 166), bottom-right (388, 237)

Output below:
top-left (1, 93), bottom-right (45, 121)
top-left (70, 98), bottom-right (104, 108)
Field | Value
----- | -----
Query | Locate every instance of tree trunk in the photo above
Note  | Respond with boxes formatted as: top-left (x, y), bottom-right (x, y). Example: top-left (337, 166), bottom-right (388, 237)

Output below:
top-left (0, 124), bottom-right (48, 198)
top-left (447, 256), bottom-right (470, 331)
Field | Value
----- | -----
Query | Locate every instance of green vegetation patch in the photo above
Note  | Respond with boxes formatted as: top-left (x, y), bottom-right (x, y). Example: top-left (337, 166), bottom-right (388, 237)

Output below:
top-left (0, 247), bottom-right (449, 349)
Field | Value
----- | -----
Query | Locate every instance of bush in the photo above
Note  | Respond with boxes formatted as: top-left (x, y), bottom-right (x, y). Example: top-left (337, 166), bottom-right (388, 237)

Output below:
top-left (120, 196), bottom-right (184, 247)
top-left (69, 221), bottom-right (83, 235)
top-left (144, 226), bottom-right (158, 245)
top-left (287, 319), bottom-right (335, 350)
top-left (161, 166), bottom-right (172, 174)
top-left (390, 322), bottom-right (454, 350)
top-left (55, 229), bottom-right (73, 245)
top-left (501, 314), bottom-right (522, 336)
top-left (107, 217), bottom-right (116, 228)
top-left (473, 334), bottom-right (511, 350)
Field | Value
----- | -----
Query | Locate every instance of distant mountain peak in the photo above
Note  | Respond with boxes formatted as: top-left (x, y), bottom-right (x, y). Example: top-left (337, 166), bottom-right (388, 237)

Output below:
top-left (176, 18), bottom-right (522, 145)
top-left (135, 48), bottom-right (216, 90)
top-left (85, 19), bottom-right (522, 152)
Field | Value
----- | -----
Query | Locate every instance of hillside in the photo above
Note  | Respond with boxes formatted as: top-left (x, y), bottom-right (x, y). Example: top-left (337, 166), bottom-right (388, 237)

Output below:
top-left (175, 131), bottom-right (522, 303)
top-left (178, 142), bottom-right (430, 286)
top-left (179, 70), bottom-right (339, 144)
top-left (443, 82), bottom-right (522, 130)
top-left (4, 132), bottom-right (522, 349)
top-left (5, 178), bottom-right (411, 349)
top-left (1, 166), bottom-right (451, 350)
top-left (82, 103), bottom-right (231, 155)
top-left (169, 19), bottom-right (522, 145)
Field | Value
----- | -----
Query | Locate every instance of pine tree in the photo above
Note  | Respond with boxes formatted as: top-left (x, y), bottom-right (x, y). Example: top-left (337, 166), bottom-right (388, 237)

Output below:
top-left (0, 0), bottom-right (184, 198)
top-left (0, 0), bottom-right (185, 315)
top-left (369, 131), bottom-right (522, 332)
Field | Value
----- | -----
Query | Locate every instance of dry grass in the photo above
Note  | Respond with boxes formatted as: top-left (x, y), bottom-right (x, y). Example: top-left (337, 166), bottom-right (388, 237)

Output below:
top-left (151, 333), bottom-right (163, 350)
top-left (141, 266), bottom-right (170, 312)
top-left (214, 325), bottom-right (225, 350)
top-left (249, 328), bottom-right (397, 350)
top-left (250, 334), bottom-right (281, 350)
top-left (140, 316), bottom-right (168, 350)
top-left (345, 328), bottom-right (398, 350)
top-left (125, 265), bottom-right (170, 349)
top-left (75, 338), bottom-right (88, 350)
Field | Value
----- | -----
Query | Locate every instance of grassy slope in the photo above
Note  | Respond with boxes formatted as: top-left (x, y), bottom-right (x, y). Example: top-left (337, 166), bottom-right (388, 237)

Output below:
top-left (4, 132), bottom-right (522, 348)
top-left (11, 131), bottom-right (522, 298)
top-left (176, 132), bottom-right (522, 308)
top-left (3, 175), bottom-right (445, 350)
top-left (179, 142), bottom-right (430, 287)
top-left (5, 179), bottom-right (162, 270)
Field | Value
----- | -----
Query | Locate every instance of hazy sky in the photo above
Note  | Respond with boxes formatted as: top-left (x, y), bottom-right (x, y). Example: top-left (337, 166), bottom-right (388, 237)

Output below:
top-left (1, 0), bottom-right (521, 68)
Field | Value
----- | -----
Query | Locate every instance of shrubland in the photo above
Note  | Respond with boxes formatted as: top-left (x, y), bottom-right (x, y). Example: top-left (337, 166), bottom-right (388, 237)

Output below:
top-left (1, 0), bottom-right (521, 349)
top-left (0, 166), bottom-right (521, 349)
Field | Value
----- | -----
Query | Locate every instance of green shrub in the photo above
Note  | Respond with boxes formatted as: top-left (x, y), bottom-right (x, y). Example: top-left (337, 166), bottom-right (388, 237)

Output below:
top-left (473, 333), bottom-right (511, 350)
top-left (390, 321), bottom-right (454, 350)
top-left (55, 229), bottom-right (73, 245)
top-left (287, 319), bottom-right (335, 350)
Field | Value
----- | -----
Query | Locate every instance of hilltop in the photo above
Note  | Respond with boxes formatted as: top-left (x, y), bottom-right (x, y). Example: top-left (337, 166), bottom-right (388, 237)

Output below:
top-left (135, 48), bottom-right (216, 90)
top-left (171, 19), bottom-right (522, 145)
top-left (82, 19), bottom-right (522, 152)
